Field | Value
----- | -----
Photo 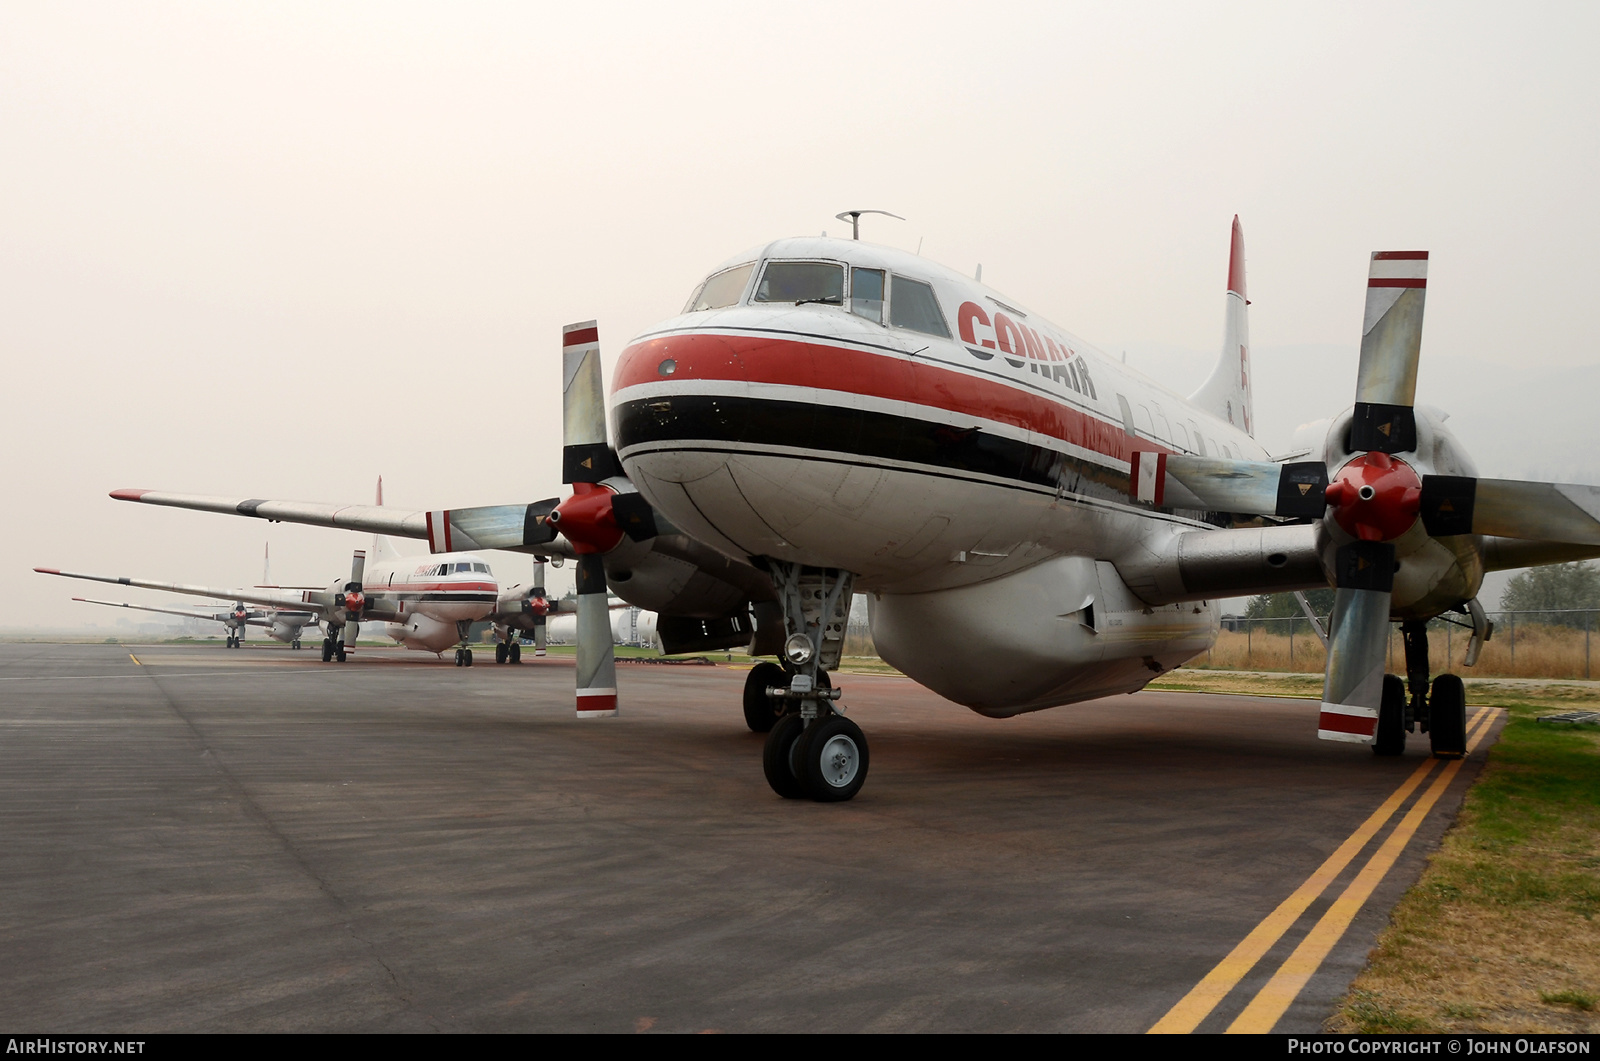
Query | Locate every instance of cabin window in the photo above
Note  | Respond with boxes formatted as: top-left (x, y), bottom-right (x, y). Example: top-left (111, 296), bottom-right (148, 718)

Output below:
top-left (686, 263), bottom-right (754, 312)
top-left (889, 275), bottom-right (950, 337)
top-left (851, 268), bottom-right (885, 324)
top-left (753, 261), bottom-right (844, 305)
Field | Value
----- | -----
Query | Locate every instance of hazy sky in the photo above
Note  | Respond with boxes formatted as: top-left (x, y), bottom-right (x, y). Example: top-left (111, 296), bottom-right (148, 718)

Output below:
top-left (4, 1), bottom-right (1597, 628)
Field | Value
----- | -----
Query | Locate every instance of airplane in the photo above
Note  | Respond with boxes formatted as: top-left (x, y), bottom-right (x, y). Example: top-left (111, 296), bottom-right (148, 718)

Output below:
top-left (37, 539), bottom-right (506, 665)
top-left (67, 595), bottom-right (317, 648)
top-left (107, 217), bottom-right (1600, 803)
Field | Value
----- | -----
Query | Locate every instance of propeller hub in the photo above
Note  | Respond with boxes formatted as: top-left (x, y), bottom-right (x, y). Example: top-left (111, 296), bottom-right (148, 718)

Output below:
top-left (549, 482), bottom-right (624, 554)
top-left (527, 595), bottom-right (550, 617)
top-left (1325, 452), bottom-right (1422, 542)
top-left (342, 591), bottom-right (365, 615)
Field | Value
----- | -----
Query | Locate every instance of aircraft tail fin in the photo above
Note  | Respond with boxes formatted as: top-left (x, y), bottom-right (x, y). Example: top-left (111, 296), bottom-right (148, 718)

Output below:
top-left (369, 475), bottom-right (403, 562)
top-left (1189, 216), bottom-right (1254, 437)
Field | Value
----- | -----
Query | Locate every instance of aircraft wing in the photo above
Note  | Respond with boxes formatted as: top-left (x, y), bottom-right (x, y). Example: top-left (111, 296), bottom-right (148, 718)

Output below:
top-left (71, 597), bottom-right (251, 624)
top-left (36, 567), bottom-right (326, 616)
top-left (110, 489), bottom-right (572, 557)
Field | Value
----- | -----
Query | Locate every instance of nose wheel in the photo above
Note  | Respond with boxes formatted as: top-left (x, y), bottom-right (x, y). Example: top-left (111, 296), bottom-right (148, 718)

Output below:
top-left (756, 562), bottom-right (867, 801)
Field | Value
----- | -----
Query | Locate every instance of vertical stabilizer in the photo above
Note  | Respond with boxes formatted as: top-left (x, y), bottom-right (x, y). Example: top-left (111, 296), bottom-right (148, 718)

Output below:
top-left (370, 475), bottom-right (403, 562)
top-left (1189, 216), bottom-right (1254, 436)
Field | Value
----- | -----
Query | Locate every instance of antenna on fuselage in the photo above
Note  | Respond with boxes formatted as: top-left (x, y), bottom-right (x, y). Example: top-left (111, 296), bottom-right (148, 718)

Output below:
top-left (834, 209), bottom-right (905, 241)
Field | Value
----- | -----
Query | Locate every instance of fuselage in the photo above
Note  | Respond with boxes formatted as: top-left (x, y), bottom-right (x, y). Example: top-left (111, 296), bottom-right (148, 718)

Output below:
top-left (612, 237), bottom-right (1268, 596)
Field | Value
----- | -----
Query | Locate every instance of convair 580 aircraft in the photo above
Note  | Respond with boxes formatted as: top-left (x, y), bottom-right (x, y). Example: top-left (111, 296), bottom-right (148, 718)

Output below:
top-left (38, 536), bottom-right (504, 665)
top-left (112, 218), bottom-right (1600, 802)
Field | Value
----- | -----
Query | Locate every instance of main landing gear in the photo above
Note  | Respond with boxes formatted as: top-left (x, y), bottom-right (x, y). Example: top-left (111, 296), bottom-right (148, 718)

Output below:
top-left (225, 634), bottom-right (241, 649)
top-left (1374, 619), bottom-right (1467, 759)
top-left (494, 639), bottom-right (522, 664)
top-left (321, 636), bottom-right (346, 663)
top-left (756, 563), bottom-right (868, 802)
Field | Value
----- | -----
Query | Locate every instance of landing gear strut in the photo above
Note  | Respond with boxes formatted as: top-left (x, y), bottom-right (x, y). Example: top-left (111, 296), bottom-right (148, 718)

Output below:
top-left (452, 621), bottom-right (475, 667)
top-left (757, 563), bottom-right (867, 801)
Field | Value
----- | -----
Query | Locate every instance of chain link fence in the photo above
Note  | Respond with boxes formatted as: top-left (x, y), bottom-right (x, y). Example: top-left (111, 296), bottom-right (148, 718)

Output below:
top-left (1207, 608), bottom-right (1600, 679)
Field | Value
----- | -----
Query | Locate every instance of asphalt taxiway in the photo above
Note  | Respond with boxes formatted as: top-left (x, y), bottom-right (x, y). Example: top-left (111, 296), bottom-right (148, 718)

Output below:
top-left (0, 643), bottom-right (1497, 1032)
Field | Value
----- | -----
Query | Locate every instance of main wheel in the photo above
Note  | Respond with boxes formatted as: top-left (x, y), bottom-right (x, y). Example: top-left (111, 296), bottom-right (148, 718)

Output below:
top-left (762, 714), bottom-right (809, 799)
top-left (1373, 674), bottom-right (1407, 756)
top-left (743, 661), bottom-right (788, 733)
top-left (495, 642), bottom-right (508, 664)
top-left (796, 714), bottom-right (869, 802)
top-left (509, 642), bottom-right (521, 663)
top-left (335, 643), bottom-right (347, 663)
top-left (292, 640), bottom-right (300, 650)
top-left (321, 638), bottom-right (333, 663)
top-left (1429, 674), bottom-right (1467, 759)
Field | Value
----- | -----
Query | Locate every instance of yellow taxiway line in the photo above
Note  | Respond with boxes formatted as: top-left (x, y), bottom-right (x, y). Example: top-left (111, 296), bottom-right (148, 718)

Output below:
top-left (1149, 706), bottom-right (1494, 1034)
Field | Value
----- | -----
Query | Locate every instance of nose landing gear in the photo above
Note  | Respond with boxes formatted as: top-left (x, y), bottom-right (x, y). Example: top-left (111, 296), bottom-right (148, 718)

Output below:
top-left (756, 563), bottom-right (867, 802)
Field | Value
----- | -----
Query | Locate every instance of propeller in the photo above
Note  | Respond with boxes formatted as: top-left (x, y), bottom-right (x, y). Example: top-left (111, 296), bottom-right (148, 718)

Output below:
top-left (561, 321), bottom-right (619, 718)
top-left (336, 549), bottom-right (366, 656)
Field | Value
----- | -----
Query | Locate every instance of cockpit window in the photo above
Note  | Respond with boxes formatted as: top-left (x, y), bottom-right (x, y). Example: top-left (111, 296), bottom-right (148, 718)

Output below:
top-left (889, 275), bottom-right (951, 337)
top-left (851, 267), bottom-right (884, 324)
top-left (473, 562), bottom-right (490, 574)
top-left (753, 261), bottom-right (844, 305)
top-left (686, 263), bottom-right (754, 312)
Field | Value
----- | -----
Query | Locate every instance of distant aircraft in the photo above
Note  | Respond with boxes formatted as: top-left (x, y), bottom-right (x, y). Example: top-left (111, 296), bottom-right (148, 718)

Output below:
top-left (37, 545), bottom-right (503, 665)
top-left (68, 595), bottom-right (318, 648)
top-left (110, 218), bottom-right (1600, 801)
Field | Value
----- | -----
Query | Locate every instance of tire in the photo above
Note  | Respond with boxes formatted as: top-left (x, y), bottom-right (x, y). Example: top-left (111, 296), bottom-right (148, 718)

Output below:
top-left (743, 661), bottom-right (787, 733)
top-left (1373, 674), bottom-right (1407, 756)
top-left (762, 715), bottom-right (809, 799)
top-left (464, 649), bottom-right (473, 667)
top-left (1429, 674), bottom-right (1467, 759)
top-left (495, 642), bottom-right (508, 664)
top-left (509, 642), bottom-right (521, 664)
top-left (321, 639), bottom-right (333, 663)
top-left (335, 643), bottom-right (347, 663)
top-left (454, 649), bottom-right (463, 667)
top-left (797, 714), bottom-right (869, 802)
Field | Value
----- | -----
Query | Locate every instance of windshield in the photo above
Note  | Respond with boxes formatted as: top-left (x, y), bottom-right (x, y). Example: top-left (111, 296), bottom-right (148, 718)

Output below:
top-left (753, 261), bottom-right (844, 305)
top-left (687, 263), bottom-right (754, 312)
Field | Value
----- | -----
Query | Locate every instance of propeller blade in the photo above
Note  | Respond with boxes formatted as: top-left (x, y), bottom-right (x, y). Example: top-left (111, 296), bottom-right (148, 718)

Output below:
top-left (1318, 541), bottom-right (1396, 742)
top-left (349, 549), bottom-right (366, 587)
top-left (563, 321), bottom-right (622, 484)
top-left (1130, 454), bottom-right (1328, 519)
top-left (574, 553), bottom-right (616, 717)
top-left (532, 561), bottom-right (548, 656)
top-left (423, 500), bottom-right (560, 553)
top-left (1421, 475), bottom-right (1600, 544)
top-left (1350, 251), bottom-right (1427, 453)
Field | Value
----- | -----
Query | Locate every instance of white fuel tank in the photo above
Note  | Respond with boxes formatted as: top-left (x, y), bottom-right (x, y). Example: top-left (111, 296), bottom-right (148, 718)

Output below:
top-left (869, 555), bottom-right (1217, 717)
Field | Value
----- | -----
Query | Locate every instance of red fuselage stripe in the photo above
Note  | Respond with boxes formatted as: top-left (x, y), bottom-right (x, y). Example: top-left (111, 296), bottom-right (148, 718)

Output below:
top-left (616, 333), bottom-right (1171, 465)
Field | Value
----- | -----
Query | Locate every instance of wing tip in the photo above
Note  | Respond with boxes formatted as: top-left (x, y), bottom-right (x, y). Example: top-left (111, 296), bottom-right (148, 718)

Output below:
top-left (33, 567), bottom-right (58, 574)
top-left (110, 489), bottom-right (149, 502)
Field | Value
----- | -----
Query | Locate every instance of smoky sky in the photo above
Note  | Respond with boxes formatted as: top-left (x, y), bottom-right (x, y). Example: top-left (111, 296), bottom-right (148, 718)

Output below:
top-left (3, 1), bottom-right (1596, 628)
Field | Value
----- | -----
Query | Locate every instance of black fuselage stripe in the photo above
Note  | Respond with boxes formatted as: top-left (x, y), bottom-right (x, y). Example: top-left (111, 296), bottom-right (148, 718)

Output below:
top-left (617, 393), bottom-right (1135, 506)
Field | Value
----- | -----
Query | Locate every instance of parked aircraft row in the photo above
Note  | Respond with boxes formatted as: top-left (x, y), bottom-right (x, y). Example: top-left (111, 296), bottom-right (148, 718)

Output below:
top-left (85, 217), bottom-right (1600, 802)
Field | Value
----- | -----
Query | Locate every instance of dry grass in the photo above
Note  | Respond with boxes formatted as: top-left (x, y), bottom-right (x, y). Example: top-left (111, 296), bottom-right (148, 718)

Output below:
top-left (1194, 624), bottom-right (1600, 681)
top-left (1326, 695), bottom-right (1600, 1034)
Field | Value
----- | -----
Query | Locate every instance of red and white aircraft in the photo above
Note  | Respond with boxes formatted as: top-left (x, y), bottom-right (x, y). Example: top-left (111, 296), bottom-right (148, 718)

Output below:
top-left (110, 219), bottom-right (1600, 801)
top-left (37, 541), bottom-right (505, 665)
